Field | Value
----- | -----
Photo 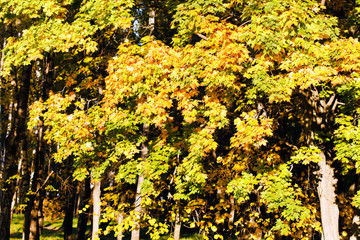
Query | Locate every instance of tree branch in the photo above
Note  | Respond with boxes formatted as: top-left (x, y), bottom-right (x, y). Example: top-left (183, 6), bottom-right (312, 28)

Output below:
top-left (195, 33), bottom-right (208, 41)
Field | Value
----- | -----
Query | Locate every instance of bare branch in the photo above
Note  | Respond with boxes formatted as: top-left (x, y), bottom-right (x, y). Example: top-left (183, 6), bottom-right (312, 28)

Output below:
top-left (240, 20), bottom-right (251, 27)
top-left (332, 99), bottom-right (345, 112)
top-left (325, 94), bottom-right (336, 112)
top-left (195, 33), bottom-right (208, 41)
top-left (36, 170), bottom-right (54, 193)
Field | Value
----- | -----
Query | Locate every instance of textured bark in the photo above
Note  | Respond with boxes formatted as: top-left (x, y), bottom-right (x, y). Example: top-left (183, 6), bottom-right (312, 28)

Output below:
top-left (0, 65), bottom-right (32, 240)
top-left (318, 151), bottom-right (339, 240)
top-left (228, 196), bottom-right (235, 226)
top-left (64, 170), bottom-right (76, 240)
top-left (29, 199), bottom-right (40, 240)
top-left (28, 131), bottom-right (46, 240)
top-left (23, 54), bottom-right (52, 240)
top-left (22, 135), bottom-right (33, 240)
top-left (298, 88), bottom-right (340, 240)
top-left (173, 211), bottom-right (181, 240)
top-left (131, 174), bottom-right (144, 240)
top-left (92, 178), bottom-right (101, 240)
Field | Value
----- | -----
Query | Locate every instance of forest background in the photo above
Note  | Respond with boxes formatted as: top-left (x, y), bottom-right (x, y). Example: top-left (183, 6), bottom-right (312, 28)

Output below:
top-left (1, 0), bottom-right (360, 239)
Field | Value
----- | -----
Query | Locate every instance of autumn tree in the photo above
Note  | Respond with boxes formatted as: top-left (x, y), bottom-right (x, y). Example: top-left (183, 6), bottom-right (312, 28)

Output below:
top-left (4, 0), bottom-right (360, 240)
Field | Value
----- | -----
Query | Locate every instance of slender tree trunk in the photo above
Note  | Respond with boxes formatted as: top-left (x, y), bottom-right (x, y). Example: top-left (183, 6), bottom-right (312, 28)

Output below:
top-left (131, 174), bottom-right (144, 240)
top-left (77, 177), bottom-right (91, 240)
top-left (10, 157), bottom-right (23, 219)
top-left (228, 196), bottom-right (235, 226)
top-left (75, 193), bottom-right (80, 217)
top-left (64, 158), bottom-right (76, 240)
top-left (22, 131), bottom-right (33, 240)
top-left (37, 56), bottom-right (52, 237)
top-left (38, 197), bottom-right (44, 235)
top-left (131, 124), bottom-right (149, 240)
top-left (64, 191), bottom-right (76, 240)
top-left (0, 64), bottom-right (32, 240)
top-left (173, 206), bottom-right (181, 240)
top-left (318, 151), bottom-right (339, 240)
top-left (23, 54), bottom-right (52, 240)
top-left (92, 178), bottom-right (101, 240)
top-left (27, 143), bottom-right (44, 240)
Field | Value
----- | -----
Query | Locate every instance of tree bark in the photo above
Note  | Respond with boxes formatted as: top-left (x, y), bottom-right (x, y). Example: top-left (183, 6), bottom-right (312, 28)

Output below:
top-left (63, 193), bottom-right (75, 240)
top-left (25, 56), bottom-right (52, 240)
top-left (299, 88), bottom-right (340, 240)
top-left (64, 161), bottom-right (76, 240)
top-left (0, 64), bottom-right (32, 240)
top-left (173, 209), bottom-right (181, 240)
top-left (131, 174), bottom-right (144, 240)
top-left (228, 196), bottom-right (235, 226)
top-left (92, 178), bottom-right (101, 240)
top-left (318, 151), bottom-right (339, 240)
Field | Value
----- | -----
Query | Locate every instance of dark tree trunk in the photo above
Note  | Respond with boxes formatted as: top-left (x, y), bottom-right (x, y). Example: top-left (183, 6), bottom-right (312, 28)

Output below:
top-left (64, 184), bottom-right (76, 240)
top-left (24, 55), bottom-right (52, 240)
top-left (0, 64), bottom-right (32, 240)
top-left (28, 128), bottom-right (47, 240)
top-left (64, 157), bottom-right (76, 240)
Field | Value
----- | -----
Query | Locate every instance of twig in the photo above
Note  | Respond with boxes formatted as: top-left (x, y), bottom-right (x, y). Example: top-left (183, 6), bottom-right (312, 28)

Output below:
top-left (36, 170), bottom-right (54, 193)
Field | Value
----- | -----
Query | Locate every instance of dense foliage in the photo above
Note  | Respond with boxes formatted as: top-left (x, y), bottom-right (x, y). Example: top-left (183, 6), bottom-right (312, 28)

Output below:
top-left (1, 0), bottom-right (360, 239)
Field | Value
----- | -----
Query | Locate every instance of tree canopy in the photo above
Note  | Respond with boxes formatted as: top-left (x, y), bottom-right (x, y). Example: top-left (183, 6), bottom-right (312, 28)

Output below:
top-left (1, 0), bottom-right (360, 239)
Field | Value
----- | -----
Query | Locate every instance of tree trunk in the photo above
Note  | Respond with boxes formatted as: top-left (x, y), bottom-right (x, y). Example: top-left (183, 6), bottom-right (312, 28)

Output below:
top-left (29, 198), bottom-right (40, 240)
top-left (131, 123), bottom-right (149, 240)
top-left (299, 88), bottom-right (340, 240)
top-left (229, 196), bottom-right (235, 225)
top-left (23, 54), bottom-right (52, 240)
top-left (92, 178), bottom-right (101, 240)
top-left (318, 151), bottom-right (339, 240)
top-left (77, 177), bottom-right (91, 240)
top-left (0, 64), bottom-right (32, 240)
top-left (64, 194), bottom-right (76, 240)
top-left (173, 210), bottom-right (181, 240)
top-left (38, 198), bottom-right (44, 235)
top-left (131, 174), bottom-right (144, 240)
top-left (28, 134), bottom-right (46, 240)
top-left (64, 166), bottom-right (76, 240)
